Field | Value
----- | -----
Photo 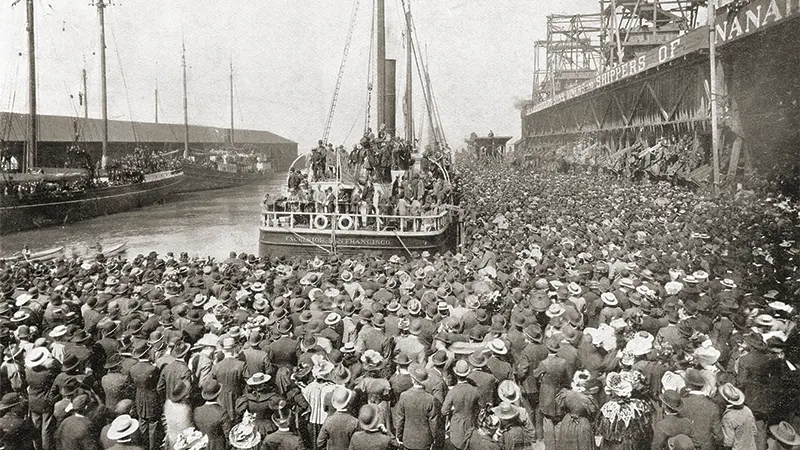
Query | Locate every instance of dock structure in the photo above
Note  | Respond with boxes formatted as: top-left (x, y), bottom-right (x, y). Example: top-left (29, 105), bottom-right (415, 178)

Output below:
top-left (0, 112), bottom-right (298, 172)
top-left (522, 0), bottom-right (800, 185)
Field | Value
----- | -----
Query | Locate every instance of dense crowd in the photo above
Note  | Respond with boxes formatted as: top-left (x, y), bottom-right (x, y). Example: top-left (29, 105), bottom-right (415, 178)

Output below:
top-left (0, 153), bottom-right (799, 450)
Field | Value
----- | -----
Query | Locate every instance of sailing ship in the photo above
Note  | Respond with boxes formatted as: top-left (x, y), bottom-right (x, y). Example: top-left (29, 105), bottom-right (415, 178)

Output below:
top-left (0, 0), bottom-right (183, 235)
top-left (258, 0), bottom-right (460, 258)
top-left (175, 53), bottom-right (271, 193)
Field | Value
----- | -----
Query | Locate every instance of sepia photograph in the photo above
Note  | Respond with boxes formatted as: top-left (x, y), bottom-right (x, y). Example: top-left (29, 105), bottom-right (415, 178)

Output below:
top-left (0, 0), bottom-right (799, 449)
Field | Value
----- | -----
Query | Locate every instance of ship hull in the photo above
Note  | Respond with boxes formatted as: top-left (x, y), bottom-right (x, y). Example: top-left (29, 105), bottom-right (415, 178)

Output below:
top-left (258, 222), bottom-right (458, 259)
top-left (0, 171), bottom-right (184, 235)
top-left (175, 165), bottom-right (269, 193)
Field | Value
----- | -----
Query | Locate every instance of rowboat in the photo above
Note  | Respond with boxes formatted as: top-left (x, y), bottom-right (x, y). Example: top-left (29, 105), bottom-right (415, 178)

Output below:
top-left (97, 242), bottom-right (128, 258)
top-left (0, 246), bottom-right (64, 263)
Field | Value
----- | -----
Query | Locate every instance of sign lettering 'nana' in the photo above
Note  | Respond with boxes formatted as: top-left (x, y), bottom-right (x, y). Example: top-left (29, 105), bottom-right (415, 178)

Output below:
top-left (523, 0), bottom-right (799, 116)
top-left (715, 0), bottom-right (800, 44)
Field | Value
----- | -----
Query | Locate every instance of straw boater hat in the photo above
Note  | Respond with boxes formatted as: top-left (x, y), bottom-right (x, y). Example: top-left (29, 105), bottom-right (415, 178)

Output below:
top-left (246, 372), bottom-right (271, 387)
top-left (488, 338), bottom-right (508, 355)
top-left (453, 360), bottom-right (471, 377)
top-left (25, 347), bottom-right (51, 368)
top-left (601, 292), bottom-right (618, 306)
top-left (107, 414), bottom-right (140, 441)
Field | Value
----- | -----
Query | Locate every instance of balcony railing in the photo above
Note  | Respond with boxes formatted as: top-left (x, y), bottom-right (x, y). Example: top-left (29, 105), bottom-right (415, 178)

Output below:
top-left (262, 206), bottom-right (450, 234)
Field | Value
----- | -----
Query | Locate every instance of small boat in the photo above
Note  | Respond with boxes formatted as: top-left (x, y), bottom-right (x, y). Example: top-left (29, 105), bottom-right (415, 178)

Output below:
top-left (0, 246), bottom-right (64, 263)
top-left (94, 242), bottom-right (128, 259)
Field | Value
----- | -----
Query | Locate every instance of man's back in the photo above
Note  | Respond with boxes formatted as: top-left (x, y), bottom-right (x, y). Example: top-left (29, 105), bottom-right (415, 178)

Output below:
top-left (680, 394), bottom-right (721, 450)
top-left (396, 387), bottom-right (440, 450)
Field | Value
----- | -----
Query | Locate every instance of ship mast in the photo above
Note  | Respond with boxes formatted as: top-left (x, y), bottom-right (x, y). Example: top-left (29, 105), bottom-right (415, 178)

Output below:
top-left (96, 0), bottom-right (109, 170)
top-left (25, 0), bottom-right (37, 172)
top-left (404, 1), bottom-right (413, 144)
top-left (182, 41), bottom-right (189, 158)
top-left (229, 57), bottom-right (234, 146)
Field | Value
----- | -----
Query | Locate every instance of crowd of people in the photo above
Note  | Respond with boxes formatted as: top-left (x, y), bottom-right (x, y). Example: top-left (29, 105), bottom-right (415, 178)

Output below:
top-left (0, 152), bottom-right (799, 450)
top-left (273, 153), bottom-right (455, 231)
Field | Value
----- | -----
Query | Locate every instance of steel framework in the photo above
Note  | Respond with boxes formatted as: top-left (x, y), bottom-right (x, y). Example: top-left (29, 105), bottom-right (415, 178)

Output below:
top-left (532, 14), bottom-right (603, 103)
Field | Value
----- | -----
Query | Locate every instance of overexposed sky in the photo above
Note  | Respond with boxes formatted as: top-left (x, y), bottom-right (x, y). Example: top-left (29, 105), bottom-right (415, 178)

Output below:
top-left (1, 0), bottom-right (596, 150)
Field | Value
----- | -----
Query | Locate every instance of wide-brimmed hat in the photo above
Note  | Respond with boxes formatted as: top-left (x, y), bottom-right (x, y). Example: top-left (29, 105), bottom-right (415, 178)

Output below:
top-left (488, 338), bottom-right (508, 355)
top-left (409, 367), bottom-right (428, 384)
top-left (545, 303), bottom-right (565, 318)
top-left (770, 422), bottom-right (800, 446)
top-left (468, 350), bottom-right (488, 368)
top-left (246, 372), bottom-right (271, 386)
top-left (497, 380), bottom-right (521, 403)
top-left (718, 383), bottom-right (745, 406)
top-left (25, 347), bottom-right (51, 368)
top-left (453, 359), bottom-right (471, 377)
top-left (684, 368), bottom-right (706, 389)
top-left (357, 404), bottom-right (382, 431)
top-left (201, 380), bottom-right (222, 401)
top-left (329, 365), bottom-right (351, 386)
top-left (667, 434), bottom-right (695, 450)
top-left (330, 386), bottom-right (353, 410)
top-left (173, 427), bottom-right (209, 450)
top-left (492, 401), bottom-right (519, 421)
top-left (601, 292), bottom-right (618, 306)
top-left (659, 389), bottom-right (683, 411)
top-left (107, 414), bottom-right (140, 441)
top-left (229, 413), bottom-right (262, 450)
top-left (169, 380), bottom-right (192, 403)
top-left (49, 325), bottom-right (68, 339)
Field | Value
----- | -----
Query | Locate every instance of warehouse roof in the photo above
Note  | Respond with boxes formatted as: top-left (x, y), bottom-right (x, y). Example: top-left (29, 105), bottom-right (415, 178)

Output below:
top-left (0, 112), bottom-right (296, 145)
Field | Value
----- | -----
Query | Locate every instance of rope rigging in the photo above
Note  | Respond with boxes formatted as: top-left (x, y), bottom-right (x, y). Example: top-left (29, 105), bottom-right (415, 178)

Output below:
top-left (322, 0), bottom-right (362, 144)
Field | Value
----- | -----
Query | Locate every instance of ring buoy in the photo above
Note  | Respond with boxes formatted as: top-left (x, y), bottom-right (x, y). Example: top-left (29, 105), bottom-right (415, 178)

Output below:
top-left (338, 215), bottom-right (354, 230)
top-left (313, 215), bottom-right (329, 230)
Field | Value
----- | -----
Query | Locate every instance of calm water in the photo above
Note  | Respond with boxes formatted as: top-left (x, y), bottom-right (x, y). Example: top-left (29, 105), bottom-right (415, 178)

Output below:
top-left (0, 174), bottom-right (287, 260)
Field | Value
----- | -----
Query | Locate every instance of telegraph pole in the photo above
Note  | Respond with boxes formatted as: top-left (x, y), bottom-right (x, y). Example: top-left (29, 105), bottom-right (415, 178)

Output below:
top-left (708, 0), bottom-right (721, 194)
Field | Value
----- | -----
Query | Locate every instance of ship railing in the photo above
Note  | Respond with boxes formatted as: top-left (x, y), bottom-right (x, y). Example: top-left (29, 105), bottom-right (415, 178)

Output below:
top-left (261, 208), bottom-right (450, 233)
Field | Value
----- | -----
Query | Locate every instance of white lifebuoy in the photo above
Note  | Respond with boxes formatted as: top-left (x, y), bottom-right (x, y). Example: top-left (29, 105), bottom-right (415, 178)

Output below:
top-left (313, 215), bottom-right (329, 229)
top-left (338, 215), bottom-right (354, 230)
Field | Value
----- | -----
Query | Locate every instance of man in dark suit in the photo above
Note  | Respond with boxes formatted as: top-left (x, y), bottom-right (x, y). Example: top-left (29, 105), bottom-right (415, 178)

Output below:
top-left (263, 404), bottom-right (304, 450)
top-left (348, 404), bottom-right (398, 450)
top-left (532, 337), bottom-right (569, 442)
top-left (316, 386), bottom-right (358, 450)
top-left (679, 369), bottom-right (722, 450)
top-left (156, 341), bottom-right (192, 402)
top-left (441, 360), bottom-right (480, 450)
top-left (128, 341), bottom-right (162, 450)
top-left (54, 394), bottom-right (100, 450)
top-left (467, 351), bottom-right (498, 408)
top-left (25, 347), bottom-right (59, 450)
top-left (486, 339), bottom-right (514, 382)
top-left (101, 354), bottom-right (133, 410)
top-left (395, 367), bottom-right (440, 450)
top-left (516, 325), bottom-right (548, 420)
top-left (211, 337), bottom-right (247, 420)
top-left (194, 380), bottom-right (232, 450)
top-left (651, 390), bottom-right (694, 450)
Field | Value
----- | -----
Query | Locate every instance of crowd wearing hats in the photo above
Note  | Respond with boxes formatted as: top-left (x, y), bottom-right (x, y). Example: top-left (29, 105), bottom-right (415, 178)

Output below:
top-left (0, 155), bottom-right (799, 450)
